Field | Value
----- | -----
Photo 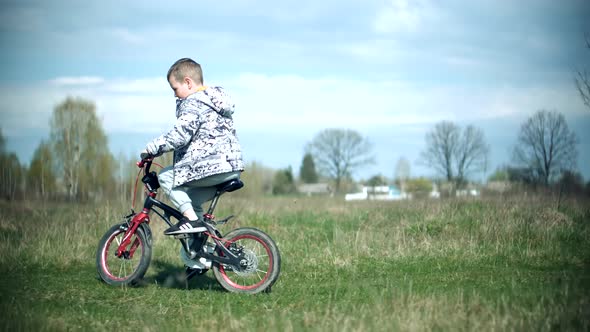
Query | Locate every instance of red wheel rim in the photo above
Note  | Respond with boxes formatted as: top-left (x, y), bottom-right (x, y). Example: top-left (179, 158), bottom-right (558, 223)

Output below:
top-left (219, 234), bottom-right (273, 291)
top-left (101, 229), bottom-right (143, 281)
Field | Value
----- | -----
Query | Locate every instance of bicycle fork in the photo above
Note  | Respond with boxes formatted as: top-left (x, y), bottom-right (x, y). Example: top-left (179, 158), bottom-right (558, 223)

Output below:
top-left (116, 210), bottom-right (150, 258)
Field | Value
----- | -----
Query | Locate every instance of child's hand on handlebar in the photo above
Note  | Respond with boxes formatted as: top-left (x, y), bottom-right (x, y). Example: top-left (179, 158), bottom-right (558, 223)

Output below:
top-left (138, 150), bottom-right (154, 168)
top-left (140, 150), bottom-right (152, 160)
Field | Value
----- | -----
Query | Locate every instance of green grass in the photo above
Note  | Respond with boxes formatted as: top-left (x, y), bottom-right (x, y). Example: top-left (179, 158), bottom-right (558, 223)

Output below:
top-left (1, 195), bottom-right (589, 331)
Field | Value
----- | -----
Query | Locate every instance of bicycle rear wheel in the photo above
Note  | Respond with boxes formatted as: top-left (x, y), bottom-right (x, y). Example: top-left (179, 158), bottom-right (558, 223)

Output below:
top-left (96, 223), bottom-right (152, 286)
top-left (213, 227), bottom-right (281, 294)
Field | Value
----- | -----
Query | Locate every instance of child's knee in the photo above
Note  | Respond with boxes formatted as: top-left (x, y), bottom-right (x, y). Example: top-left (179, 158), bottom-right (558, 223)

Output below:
top-left (158, 169), bottom-right (174, 190)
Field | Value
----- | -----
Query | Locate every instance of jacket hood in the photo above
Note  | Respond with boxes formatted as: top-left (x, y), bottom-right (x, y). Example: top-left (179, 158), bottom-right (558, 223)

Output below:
top-left (196, 86), bottom-right (235, 118)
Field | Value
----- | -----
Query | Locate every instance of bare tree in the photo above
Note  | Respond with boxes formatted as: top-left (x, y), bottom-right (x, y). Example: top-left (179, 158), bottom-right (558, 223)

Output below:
top-left (575, 33), bottom-right (590, 110)
top-left (513, 110), bottom-right (578, 186)
top-left (455, 125), bottom-right (490, 183)
top-left (420, 121), bottom-right (489, 186)
top-left (307, 128), bottom-right (374, 193)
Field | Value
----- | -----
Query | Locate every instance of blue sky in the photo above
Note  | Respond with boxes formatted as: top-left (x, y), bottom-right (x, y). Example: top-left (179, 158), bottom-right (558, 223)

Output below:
top-left (1, 0), bottom-right (589, 182)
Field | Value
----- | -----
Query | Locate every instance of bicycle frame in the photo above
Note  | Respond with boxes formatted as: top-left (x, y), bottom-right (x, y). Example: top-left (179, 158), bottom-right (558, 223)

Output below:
top-left (114, 159), bottom-right (245, 269)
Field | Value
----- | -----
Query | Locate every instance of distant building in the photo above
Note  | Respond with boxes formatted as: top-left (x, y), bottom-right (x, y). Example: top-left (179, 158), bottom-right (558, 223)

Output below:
top-left (486, 181), bottom-right (511, 193)
top-left (344, 187), bottom-right (368, 201)
top-left (298, 183), bottom-right (332, 196)
top-left (456, 189), bottom-right (480, 197)
top-left (345, 185), bottom-right (408, 201)
top-left (429, 182), bottom-right (441, 198)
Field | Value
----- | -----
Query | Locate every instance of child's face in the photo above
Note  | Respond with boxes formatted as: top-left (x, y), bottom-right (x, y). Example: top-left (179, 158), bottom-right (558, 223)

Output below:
top-left (168, 76), bottom-right (191, 99)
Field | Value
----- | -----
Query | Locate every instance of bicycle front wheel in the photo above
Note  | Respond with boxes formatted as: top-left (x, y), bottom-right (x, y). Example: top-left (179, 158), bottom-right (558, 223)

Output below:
top-left (213, 227), bottom-right (281, 294)
top-left (96, 223), bottom-right (152, 286)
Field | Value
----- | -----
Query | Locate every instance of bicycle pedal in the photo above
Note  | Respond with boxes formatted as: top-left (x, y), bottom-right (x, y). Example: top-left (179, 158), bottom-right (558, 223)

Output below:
top-left (185, 267), bottom-right (207, 280)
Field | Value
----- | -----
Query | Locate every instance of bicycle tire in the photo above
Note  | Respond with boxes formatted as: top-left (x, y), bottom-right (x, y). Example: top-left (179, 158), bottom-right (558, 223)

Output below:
top-left (212, 227), bottom-right (281, 294)
top-left (96, 223), bottom-right (152, 286)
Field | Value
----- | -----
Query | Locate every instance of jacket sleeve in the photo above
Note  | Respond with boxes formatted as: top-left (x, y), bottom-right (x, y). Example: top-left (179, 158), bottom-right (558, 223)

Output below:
top-left (145, 113), bottom-right (200, 156)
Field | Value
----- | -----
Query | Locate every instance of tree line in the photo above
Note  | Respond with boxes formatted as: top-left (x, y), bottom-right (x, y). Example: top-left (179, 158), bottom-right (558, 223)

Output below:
top-left (275, 35), bottom-right (589, 197)
top-left (290, 109), bottom-right (586, 197)
top-left (0, 96), bottom-right (588, 202)
top-left (0, 97), bottom-right (136, 201)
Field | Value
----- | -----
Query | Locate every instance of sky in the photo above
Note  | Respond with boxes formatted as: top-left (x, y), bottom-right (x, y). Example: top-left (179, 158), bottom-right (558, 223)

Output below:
top-left (1, 0), bottom-right (589, 183)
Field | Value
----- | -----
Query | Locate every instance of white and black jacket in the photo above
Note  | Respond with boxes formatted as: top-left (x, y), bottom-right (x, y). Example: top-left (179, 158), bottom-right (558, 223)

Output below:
top-left (145, 86), bottom-right (244, 187)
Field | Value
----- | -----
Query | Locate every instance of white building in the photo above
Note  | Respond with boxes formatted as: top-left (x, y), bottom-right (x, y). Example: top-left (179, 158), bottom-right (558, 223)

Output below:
top-left (345, 185), bottom-right (408, 201)
top-left (297, 183), bottom-right (332, 196)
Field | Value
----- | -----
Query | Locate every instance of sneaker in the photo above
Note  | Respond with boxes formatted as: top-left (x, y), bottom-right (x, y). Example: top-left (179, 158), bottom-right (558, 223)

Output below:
top-left (164, 218), bottom-right (207, 235)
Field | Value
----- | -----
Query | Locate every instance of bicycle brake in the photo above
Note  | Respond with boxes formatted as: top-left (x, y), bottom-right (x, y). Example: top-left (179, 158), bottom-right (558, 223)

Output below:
top-left (215, 215), bottom-right (235, 225)
top-left (124, 209), bottom-right (135, 219)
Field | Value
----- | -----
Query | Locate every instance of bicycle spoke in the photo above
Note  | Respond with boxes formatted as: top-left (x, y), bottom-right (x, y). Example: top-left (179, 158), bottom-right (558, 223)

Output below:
top-left (118, 260), bottom-right (124, 278)
top-left (216, 230), bottom-right (278, 293)
top-left (99, 225), bottom-right (151, 286)
top-left (113, 233), bottom-right (130, 279)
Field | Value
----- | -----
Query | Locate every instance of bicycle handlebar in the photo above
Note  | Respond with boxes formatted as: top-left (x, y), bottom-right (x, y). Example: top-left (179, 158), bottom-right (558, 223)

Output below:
top-left (137, 157), bottom-right (153, 173)
top-left (130, 157), bottom-right (164, 209)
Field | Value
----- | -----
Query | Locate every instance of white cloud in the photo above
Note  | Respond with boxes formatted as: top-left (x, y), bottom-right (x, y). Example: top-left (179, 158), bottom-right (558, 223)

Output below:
top-left (103, 78), bottom-right (169, 94)
top-left (339, 39), bottom-right (402, 63)
top-left (373, 0), bottom-right (440, 34)
top-left (0, 78), bottom-right (173, 136)
top-left (226, 73), bottom-right (433, 132)
top-left (225, 73), bottom-right (589, 140)
top-left (49, 76), bottom-right (105, 86)
top-left (3, 74), bottom-right (587, 140)
top-left (108, 27), bottom-right (146, 45)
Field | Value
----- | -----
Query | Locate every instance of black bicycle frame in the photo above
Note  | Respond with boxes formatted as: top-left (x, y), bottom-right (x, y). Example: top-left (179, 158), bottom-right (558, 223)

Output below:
top-left (140, 184), bottom-right (244, 269)
top-left (116, 160), bottom-right (242, 269)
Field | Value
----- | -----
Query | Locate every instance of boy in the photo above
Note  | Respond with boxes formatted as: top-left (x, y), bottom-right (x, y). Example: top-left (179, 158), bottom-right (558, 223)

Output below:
top-left (141, 58), bottom-right (243, 235)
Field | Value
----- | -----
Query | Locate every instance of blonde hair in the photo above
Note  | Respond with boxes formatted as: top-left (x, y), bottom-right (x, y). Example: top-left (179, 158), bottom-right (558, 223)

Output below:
top-left (167, 58), bottom-right (203, 84)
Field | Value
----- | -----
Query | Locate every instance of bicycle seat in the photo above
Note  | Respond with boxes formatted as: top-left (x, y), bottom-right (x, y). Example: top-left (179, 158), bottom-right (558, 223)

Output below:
top-left (216, 179), bottom-right (244, 193)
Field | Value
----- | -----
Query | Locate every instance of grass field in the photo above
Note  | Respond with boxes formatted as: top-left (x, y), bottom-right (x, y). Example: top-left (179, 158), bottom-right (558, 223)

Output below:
top-left (1, 194), bottom-right (589, 331)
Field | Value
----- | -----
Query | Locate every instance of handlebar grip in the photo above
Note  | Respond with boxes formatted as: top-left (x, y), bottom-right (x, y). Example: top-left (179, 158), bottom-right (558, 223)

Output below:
top-left (137, 157), bottom-right (153, 168)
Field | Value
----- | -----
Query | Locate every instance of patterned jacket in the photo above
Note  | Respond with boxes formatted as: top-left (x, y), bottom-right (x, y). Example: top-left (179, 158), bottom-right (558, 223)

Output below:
top-left (145, 87), bottom-right (244, 187)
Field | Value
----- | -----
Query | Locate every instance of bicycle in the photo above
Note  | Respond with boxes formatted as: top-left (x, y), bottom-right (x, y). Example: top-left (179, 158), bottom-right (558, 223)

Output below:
top-left (96, 157), bottom-right (281, 294)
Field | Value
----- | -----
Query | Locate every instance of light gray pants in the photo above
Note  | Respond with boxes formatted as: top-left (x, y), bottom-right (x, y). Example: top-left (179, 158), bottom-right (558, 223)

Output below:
top-left (158, 166), bottom-right (240, 220)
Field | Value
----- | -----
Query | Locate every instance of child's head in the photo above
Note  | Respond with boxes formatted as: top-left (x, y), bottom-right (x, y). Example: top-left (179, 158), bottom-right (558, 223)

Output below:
top-left (167, 58), bottom-right (204, 99)
top-left (168, 58), bottom-right (203, 84)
